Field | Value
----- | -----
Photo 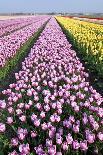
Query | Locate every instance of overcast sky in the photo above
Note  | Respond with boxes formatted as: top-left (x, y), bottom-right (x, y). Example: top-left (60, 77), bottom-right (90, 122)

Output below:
top-left (0, 0), bottom-right (103, 13)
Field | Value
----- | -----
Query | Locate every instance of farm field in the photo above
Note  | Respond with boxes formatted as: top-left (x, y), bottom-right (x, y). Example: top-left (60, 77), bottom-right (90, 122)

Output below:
top-left (56, 16), bottom-right (103, 94)
top-left (0, 15), bottom-right (103, 155)
top-left (62, 16), bottom-right (103, 25)
top-left (73, 17), bottom-right (103, 25)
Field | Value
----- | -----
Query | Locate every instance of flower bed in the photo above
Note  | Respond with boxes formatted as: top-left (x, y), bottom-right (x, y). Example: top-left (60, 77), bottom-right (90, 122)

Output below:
top-left (0, 16), bottom-right (49, 68)
top-left (56, 16), bottom-right (103, 94)
top-left (0, 17), bottom-right (42, 37)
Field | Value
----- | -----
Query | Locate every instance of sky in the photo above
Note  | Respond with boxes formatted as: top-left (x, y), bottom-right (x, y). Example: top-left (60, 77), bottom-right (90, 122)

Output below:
top-left (0, 0), bottom-right (103, 13)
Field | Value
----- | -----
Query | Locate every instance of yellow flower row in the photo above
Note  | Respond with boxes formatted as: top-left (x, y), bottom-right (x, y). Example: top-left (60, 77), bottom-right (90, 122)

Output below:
top-left (56, 17), bottom-right (103, 60)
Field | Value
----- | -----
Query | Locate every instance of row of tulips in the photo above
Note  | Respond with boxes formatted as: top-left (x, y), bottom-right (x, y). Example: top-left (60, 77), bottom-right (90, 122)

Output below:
top-left (62, 16), bottom-right (103, 21)
top-left (72, 16), bottom-right (103, 21)
top-left (56, 17), bottom-right (103, 55)
top-left (72, 17), bottom-right (103, 25)
top-left (0, 17), bottom-right (102, 155)
top-left (0, 16), bottom-right (49, 68)
top-left (0, 17), bottom-right (35, 29)
top-left (0, 18), bottom-right (22, 29)
top-left (0, 16), bottom-right (42, 37)
top-left (56, 17), bottom-right (103, 78)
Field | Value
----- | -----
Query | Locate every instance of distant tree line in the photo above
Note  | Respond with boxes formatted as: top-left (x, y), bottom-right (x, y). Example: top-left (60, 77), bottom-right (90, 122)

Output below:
top-left (0, 12), bottom-right (103, 17)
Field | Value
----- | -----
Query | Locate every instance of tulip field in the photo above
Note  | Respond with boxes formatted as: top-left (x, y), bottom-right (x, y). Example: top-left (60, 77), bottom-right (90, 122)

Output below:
top-left (0, 16), bottom-right (103, 155)
top-left (62, 16), bottom-right (103, 25)
top-left (0, 16), bottom-right (49, 80)
top-left (56, 17), bottom-right (103, 93)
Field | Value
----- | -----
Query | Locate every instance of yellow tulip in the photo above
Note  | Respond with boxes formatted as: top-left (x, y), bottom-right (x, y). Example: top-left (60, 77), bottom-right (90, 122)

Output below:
top-left (56, 16), bottom-right (103, 60)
